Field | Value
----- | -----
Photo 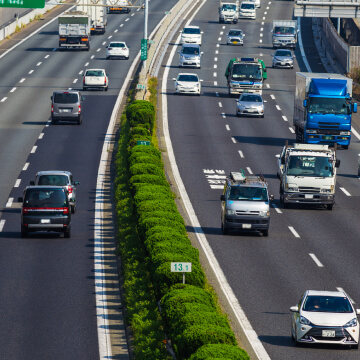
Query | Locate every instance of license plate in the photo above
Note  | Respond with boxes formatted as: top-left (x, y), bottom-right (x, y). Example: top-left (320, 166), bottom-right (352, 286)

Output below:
top-left (242, 224), bottom-right (252, 229)
top-left (323, 135), bottom-right (334, 140)
top-left (60, 109), bottom-right (71, 113)
top-left (232, 41), bottom-right (238, 44)
top-left (41, 219), bottom-right (50, 224)
top-left (305, 194), bottom-right (313, 199)
top-left (247, 109), bottom-right (256, 113)
top-left (281, 62), bottom-right (286, 65)
top-left (322, 330), bottom-right (335, 337)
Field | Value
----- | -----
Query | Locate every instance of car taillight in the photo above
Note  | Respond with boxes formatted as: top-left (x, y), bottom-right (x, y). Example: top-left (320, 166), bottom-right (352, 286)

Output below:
top-left (104, 78), bottom-right (107, 85)
top-left (68, 186), bottom-right (73, 194)
top-left (63, 207), bottom-right (69, 214)
top-left (78, 105), bottom-right (81, 113)
top-left (23, 207), bottom-right (30, 214)
top-left (83, 77), bottom-right (85, 83)
top-left (51, 105), bottom-right (54, 113)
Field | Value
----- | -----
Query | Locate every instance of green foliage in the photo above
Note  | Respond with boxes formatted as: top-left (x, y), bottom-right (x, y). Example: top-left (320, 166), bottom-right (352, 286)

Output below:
top-left (188, 344), bottom-right (250, 360)
top-left (130, 126), bottom-right (150, 137)
top-left (126, 101), bottom-right (155, 133)
top-left (137, 199), bottom-right (177, 214)
top-left (130, 174), bottom-right (169, 188)
top-left (130, 163), bottom-right (164, 177)
top-left (129, 154), bottom-right (163, 168)
top-left (139, 217), bottom-right (186, 235)
top-left (145, 231), bottom-right (192, 251)
top-left (130, 145), bottom-right (162, 159)
top-left (134, 190), bottom-right (174, 206)
top-left (140, 211), bottom-right (185, 227)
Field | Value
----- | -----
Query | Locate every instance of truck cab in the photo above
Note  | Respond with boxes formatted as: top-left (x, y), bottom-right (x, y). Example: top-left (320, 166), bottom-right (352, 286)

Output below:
top-left (272, 20), bottom-right (298, 49)
top-left (220, 171), bottom-right (272, 236)
top-left (219, 1), bottom-right (239, 23)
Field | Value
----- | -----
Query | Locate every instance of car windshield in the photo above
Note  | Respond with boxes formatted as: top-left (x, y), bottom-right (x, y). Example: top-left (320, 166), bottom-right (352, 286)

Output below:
top-left (24, 189), bottom-right (67, 208)
top-left (54, 93), bottom-right (78, 104)
top-left (38, 175), bottom-right (69, 186)
top-left (228, 186), bottom-right (268, 201)
top-left (240, 94), bottom-right (262, 102)
top-left (86, 70), bottom-right (105, 76)
top-left (232, 63), bottom-right (262, 80)
top-left (275, 50), bottom-right (291, 57)
top-left (229, 30), bottom-right (242, 36)
top-left (303, 295), bottom-right (353, 313)
top-left (178, 75), bottom-right (199, 82)
top-left (222, 4), bottom-right (236, 10)
top-left (241, 3), bottom-right (255, 9)
top-left (286, 156), bottom-right (333, 177)
top-left (183, 28), bottom-right (200, 34)
top-left (181, 47), bottom-right (199, 55)
top-left (274, 26), bottom-right (295, 35)
top-left (109, 43), bottom-right (125, 48)
top-left (308, 97), bottom-right (351, 115)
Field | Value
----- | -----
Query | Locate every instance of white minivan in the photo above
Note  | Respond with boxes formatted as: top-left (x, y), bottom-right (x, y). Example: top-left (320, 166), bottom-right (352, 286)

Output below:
top-left (239, 1), bottom-right (256, 20)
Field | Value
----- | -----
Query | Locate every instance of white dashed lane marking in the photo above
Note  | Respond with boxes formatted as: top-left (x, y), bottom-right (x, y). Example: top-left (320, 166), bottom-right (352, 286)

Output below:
top-left (289, 127), bottom-right (295, 133)
top-left (14, 179), bottom-right (21, 188)
top-left (214, 72), bottom-right (217, 77)
top-left (125, 18), bottom-right (129, 21)
top-left (20, 78), bottom-right (25, 83)
top-left (31, 146), bottom-right (37, 153)
top-left (276, 105), bottom-right (281, 110)
top-left (91, 55), bottom-right (95, 59)
top-left (29, 70), bottom-right (34, 74)
top-left (5, 198), bottom-right (13, 208)
top-left (226, 125), bottom-right (230, 131)
top-left (44, 54), bottom-right (50, 59)
top-left (282, 116), bottom-right (288, 121)
top-left (10, 87), bottom-right (16, 92)
top-left (120, 24), bottom-right (124, 27)
top-left (270, 94), bottom-right (275, 99)
top-left (231, 137), bottom-right (236, 143)
top-left (214, 81), bottom-right (218, 86)
top-left (221, 113), bottom-right (226, 118)
top-left (102, 41), bottom-right (106, 45)
top-left (238, 150), bottom-right (244, 158)
top-left (85, 62), bottom-right (89, 66)
top-left (272, 204), bottom-right (283, 214)
top-left (38, 133), bottom-right (44, 139)
top-left (23, 162), bottom-right (29, 171)
top-left (214, 64), bottom-right (217, 69)
top-left (0, 219), bottom-right (5, 232)
top-left (36, 62), bottom-right (42, 66)
top-left (79, 70), bottom-right (83, 75)
top-left (289, 226), bottom-right (300, 238)
top-left (73, 79), bottom-right (78, 83)
top-left (218, 102), bottom-right (223, 108)
top-left (309, 253), bottom-right (324, 267)
top-left (340, 187), bottom-right (351, 196)
top-left (246, 167), bottom-right (253, 174)
top-left (1, 97), bottom-right (7, 102)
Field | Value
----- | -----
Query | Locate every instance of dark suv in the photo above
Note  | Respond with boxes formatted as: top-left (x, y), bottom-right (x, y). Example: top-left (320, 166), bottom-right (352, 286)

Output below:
top-left (51, 90), bottom-right (83, 125)
top-left (18, 186), bottom-right (71, 238)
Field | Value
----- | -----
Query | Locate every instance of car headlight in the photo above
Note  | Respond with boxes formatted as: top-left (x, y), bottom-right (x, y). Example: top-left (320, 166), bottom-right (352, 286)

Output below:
top-left (259, 210), bottom-right (270, 217)
top-left (300, 316), bottom-right (311, 325)
top-left (226, 209), bottom-right (236, 215)
top-left (320, 186), bottom-right (333, 193)
top-left (340, 131), bottom-right (351, 135)
top-left (344, 318), bottom-right (357, 327)
top-left (286, 184), bottom-right (298, 192)
top-left (274, 57), bottom-right (281, 61)
top-left (306, 129), bottom-right (317, 134)
top-left (180, 55), bottom-right (184, 60)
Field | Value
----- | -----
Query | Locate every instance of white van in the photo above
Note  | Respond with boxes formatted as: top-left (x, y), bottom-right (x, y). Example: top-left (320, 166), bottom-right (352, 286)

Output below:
top-left (239, 1), bottom-right (256, 20)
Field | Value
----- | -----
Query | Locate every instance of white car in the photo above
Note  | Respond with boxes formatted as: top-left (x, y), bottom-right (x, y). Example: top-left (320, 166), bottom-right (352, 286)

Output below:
top-left (227, 29), bottom-right (245, 46)
top-left (239, 2), bottom-right (256, 20)
top-left (180, 25), bottom-right (203, 45)
top-left (290, 290), bottom-right (360, 348)
top-left (271, 49), bottom-right (294, 68)
top-left (83, 69), bottom-right (109, 91)
top-left (236, 93), bottom-right (264, 117)
top-left (106, 41), bottom-right (129, 60)
top-left (248, 0), bottom-right (260, 8)
top-left (173, 73), bottom-right (203, 95)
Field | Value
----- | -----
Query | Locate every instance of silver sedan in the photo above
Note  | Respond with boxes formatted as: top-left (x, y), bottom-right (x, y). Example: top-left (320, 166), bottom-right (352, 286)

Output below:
top-left (226, 29), bottom-right (245, 45)
top-left (236, 93), bottom-right (264, 118)
top-left (271, 49), bottom-right (294, 69)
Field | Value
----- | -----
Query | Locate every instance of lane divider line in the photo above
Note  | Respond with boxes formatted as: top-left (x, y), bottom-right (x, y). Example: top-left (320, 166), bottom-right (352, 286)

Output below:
top-left (226, 125), bottom-right (230, 131)
top-left (22, 162), bottom-right (29, 171)
top-left (5, 197), bottom-right (13, 208)
top-left (282, 115), bottom-right (288, 121)
top-left (20, 78), bottom-right (25, 83)
top-left (14, 179), bottom-right (21, 188)
top-left (231, 137), bottom-right (236, 143)
top-left (309, 253), bottom-right (324, 267)
top-left (31, 146), bottom-right (37, 153)
top-left (272, 204), bottom-right (283, 214)
top-left (340, 187), bottom-right (351, 196)
top-left (238, 150), bottom-right (244, 158)
top-left (289, 127), bottom-right (295, 133)
top-left (246, 167), bottom-right (253, 174)
top-left (0, 219), bottom-right (5, 232)
top-left (10, 87), bottom-right (16, 93)
top-left (289, 226), bottom-right (300, 238)
top-left (1, 97), bottom-right (7, 102)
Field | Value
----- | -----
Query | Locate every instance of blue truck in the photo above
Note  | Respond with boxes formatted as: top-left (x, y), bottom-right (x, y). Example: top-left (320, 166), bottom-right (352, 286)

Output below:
top-left (293, 72), bottom-right (357, 149)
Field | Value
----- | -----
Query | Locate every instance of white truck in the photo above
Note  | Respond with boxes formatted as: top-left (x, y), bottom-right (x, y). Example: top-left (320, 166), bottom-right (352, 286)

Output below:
top-left (106, 0), bottom-right (131, 14)
top-left (271, 20), bottom-right (298, 49)
top-left (58, 11), bottom-right (91, 51)
top-left (277, 143), bottom-right (340, 210)
top-left (77, 0), bottom-right (107, 34)
top-left (219, 0), bottom-right (239, 23)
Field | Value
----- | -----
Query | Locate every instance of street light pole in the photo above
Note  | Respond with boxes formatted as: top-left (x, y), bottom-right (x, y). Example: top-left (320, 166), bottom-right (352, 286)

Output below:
top-left (143, 0), bottom-right (148, 71)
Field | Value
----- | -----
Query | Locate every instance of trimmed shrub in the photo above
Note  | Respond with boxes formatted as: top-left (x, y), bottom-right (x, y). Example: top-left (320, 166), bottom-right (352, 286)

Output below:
top-left (130, 126), bottom-right (150, 137)
top-left (126, 100), bottom-right (154, 122)
top-left (129, 155), bottom-right (163, 168)
top-left (139, 217), bottom-right (186, 235)
top-left (137, 199), bottom-right (177, 214)
top-left (175, 324), bottom-right (237, 359)
top-left (151, 247), bottom-right (200, 270)
top-left (145, 231), bottom-right (192, 251)
top-left (134, 190), bottom-right (174, 206)
top-left (153, 262), bottom-right (205, 297)
top-left (139, 211), bottom-right (184, 228)
top-left (130, 163), bottom-right (164, 178)
top-left (130, 174), bottom-right (169, 188)
top-left (130, 145), bottom-right (162, 159)
top-left (188, 344), bottom-right (250, 360)
top-left (129, 134), bottom-right (152, 148)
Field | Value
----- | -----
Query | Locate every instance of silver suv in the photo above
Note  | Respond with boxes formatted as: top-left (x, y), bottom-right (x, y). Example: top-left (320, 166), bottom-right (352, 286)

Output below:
top-left (220, 171), bottom-right (273, 236)
top-left (51, 90), bottom-right (83, 125)
top-left (30, 171), bottom-right (79, 214)
top-left (178, 44), bottom-right (203, 69)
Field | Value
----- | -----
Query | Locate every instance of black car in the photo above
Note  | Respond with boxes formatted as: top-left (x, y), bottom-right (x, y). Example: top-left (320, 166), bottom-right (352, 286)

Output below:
top-left (18, 186), bottom-right (71, 238)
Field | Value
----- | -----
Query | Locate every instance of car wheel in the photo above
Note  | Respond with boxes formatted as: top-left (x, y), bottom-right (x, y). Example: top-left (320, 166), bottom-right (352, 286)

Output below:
top-left (221, 222), bottom-right (229, 235)
top-left (261, 114), bottom-right (264, 118)
top-left (343, 145), bottom-right (349, 149)
top-left (77, 116), bottom-right (82, 125)
top-left (52, 117), bottom-right (59, 125)
top-left (64, 229), bottom-right (71, 238)
top-left (21, 226), bottom-right (28, 238)
top-left (352, 343), bottom-right (359, 349)
top-left (71, 204), bottom-right (76, 214)
top-left (83, 87), bottom-right (87, 91)
top-left (105, 86), bottom-right (108, 92)
top-left (327, 204), bottom-right (333, 210)
top-left (262, 229), bottom-right (269, 237)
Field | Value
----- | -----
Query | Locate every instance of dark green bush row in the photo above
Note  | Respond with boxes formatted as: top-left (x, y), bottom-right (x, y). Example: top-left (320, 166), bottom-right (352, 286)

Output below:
top-left (122, 99), bottom-right (249, 359)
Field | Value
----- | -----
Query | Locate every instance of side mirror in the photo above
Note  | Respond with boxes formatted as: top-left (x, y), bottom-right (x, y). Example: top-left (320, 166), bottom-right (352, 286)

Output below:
top-left (177, 50), bottom-right (180, 53)
top-left (201, 31), bottom-right (204, 34)
top-left (243, 34), bottom-right (245, 36)
top-left (18, 197), bottom-right (23, 202)
top-left (289, 306), bottom-right (299, 313)
top-left (263, 68), bottom-right (267, 73)
top-left (353, 103), bottom-right (357, 113)
top-left (281, 157), bottom-right (286, 165)
top-left (356, 309), bottom-right (360, 316)
top-left (172, 78), bottom-right (176, 81)
top-left (201, 52), bottom-right (204, 55)
top-left (269, 195), bottom-right (274, 201)
top-left (30, 181), bottom-right (35, 185)
top-left (50, 96), bottom-right (53, 100)
top-left (303, 99), bottom-right (308, 107)
top-left (335, 159), bottom-right (340, 168)
top-left (74, 181), bottom-right (80, 185)
top-left (200, 79), bottom-right (204, 82)
top-left (220, 194), bottom-right (225, 201)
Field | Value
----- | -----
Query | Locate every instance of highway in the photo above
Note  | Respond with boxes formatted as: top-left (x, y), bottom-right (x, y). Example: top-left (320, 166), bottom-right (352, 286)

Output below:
top-left (161, 0), bottom-right (360, 359)
top-left (0, 0), bottom-right (177, 358)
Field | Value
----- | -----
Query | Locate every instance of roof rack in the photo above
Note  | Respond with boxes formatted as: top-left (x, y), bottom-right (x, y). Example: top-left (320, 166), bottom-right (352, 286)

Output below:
top-left (235, 57), bottom-right (259, 63)
top-left (230, 171), bottom-right (246, 183)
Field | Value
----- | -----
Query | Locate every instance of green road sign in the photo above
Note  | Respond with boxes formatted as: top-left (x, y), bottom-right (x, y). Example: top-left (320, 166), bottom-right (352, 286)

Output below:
top-left (136, 84), bottom-right (146, 90)
top-left (0, 0), bottom-right (45, 8)
top-left (171, 262), bottom-right (192, 273)
top-left (137, 140), bottom-right (150, 146)
top-left (141, 38), bottom-right (148, 61)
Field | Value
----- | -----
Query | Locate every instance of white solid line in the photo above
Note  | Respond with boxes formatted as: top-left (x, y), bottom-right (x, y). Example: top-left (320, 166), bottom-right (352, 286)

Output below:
top-left (44, 54), bottom-right (50, 58)
top-left (218, 102), bottom-right (223, 108)
top-left (73, 79), bottom-right (78, 83)
top-left (10, 87), bottom-right (16, 92)
top-left (216, 92), bottom-right (219, 97)
top-left (31, 146), bottom-right (37, 153)
top-left (85, 62), bottom-right (89, 66)
top-left (38, 133), bottom-right (44, 139)
top-left (214, 72), bottom-right (217, 77)
top-left (289, 226), bottom-right (300, 238)
top-left (238, 150), bottom-right (244, 158)
top-left (340, 187), bottom-right (351, 196)
top-left (214, 81), bottom-right (218, 86)
top-left (231, 137), bottom-right (236, 143)
top-left (0, 219), bottom-right (5, 232)
top-left (309, 253), bottom-right (324, 267)
top-left (276, 105), bottom-right (281, 110)
top-left (272, 204), bottom-right (283, 214)
top-left (351, 126), bottom-right (360, 140)
top-left (246, 167), bottom-right (253, 174)
top-left (97, 48), bottom-right (101, 52)
top-left (6, 198), bottom-right (13, 208)
top-left (20, 78), bottom-right (25, 83)
top-left (226, 125), bottom-right (230, 131)
top-left (14, 179), bottom-right (21, 188)
top-left (270, 94), bottom-right (275, 99)
top-left (161, 7), bottom-right (271, 359)
top-left (23, 162), bottom-right (29, 171)
top-left (214, 64), bottom-right (217, 69)
top-left (282, 116), bottom-right (288, 121)
top-left (36, 62), bottom-right (42, 66)
top-left (1, 97), bottom-right (7, 102)
top-left (79, 70), bottom-right (83, 75)
top-left (289, 127), bottom-right (295, 133)
top-left (298, 17), bottom-right (312, 72)
top-left (29, 70), bottom-right (34, 74)
top-left (125, 18), bottom-right (129, 21)
top-left (210, 185), bottom-right (225, 189)
top-left (266, 83), bottom-right (270, 88)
